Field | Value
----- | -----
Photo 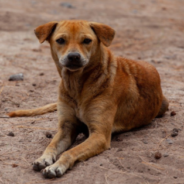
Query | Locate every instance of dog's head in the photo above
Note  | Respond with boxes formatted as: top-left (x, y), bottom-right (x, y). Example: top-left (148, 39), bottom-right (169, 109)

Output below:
top-left (34, 20), bottom-right (115, 72)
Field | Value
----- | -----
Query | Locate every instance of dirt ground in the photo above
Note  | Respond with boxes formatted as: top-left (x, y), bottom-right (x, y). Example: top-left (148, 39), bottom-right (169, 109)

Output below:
top-left (0, 0), bottom-right (184, 183)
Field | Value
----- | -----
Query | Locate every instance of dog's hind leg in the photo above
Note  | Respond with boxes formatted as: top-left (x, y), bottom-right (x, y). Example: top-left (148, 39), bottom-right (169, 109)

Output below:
top-left (156, 95), bottom-right (169, 118)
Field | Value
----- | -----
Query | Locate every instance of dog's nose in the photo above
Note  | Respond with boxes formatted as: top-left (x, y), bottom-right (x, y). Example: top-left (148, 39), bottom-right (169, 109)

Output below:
top-left (68, 52), bottom-right (81, 62)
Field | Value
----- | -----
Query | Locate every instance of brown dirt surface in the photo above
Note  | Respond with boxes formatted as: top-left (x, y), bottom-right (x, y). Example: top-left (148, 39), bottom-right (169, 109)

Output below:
top-left (0, 0), bottom-right (184, 184)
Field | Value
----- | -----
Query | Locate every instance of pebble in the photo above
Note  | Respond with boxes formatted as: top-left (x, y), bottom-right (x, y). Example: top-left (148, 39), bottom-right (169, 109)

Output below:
top-left (166, 139), bottom-right (173, 144)
top-left (32, 48), bottom-right (41, 52)
top-left (162, 7), bottom-right (167, 11)
top-left (12, 164), bottom-right (18, 168)
top-left (45, 132), bottom-right (52, 138)
top-left (142, 139), bottom-right (148, 144)
top-left (132, 10), bottom-right (138, 14)
top-left (60, 2), bottom-right (75, 8)
top-left (39, 72), bottom-right (44, 76)
top-left (170, 111), bottom-right (176, 116)
top-left (163, 153), bottom-right (169, 157)
top-left (32, 83), bottom-right (36, 86)
top-left (117, 148), bottom-right (122, 152)
top-left (171, 128), bottom-right (178, 137)
top-left (9, 73), bottom-right (24, 81)
top-left (115, 137), bottom-right (123, 142)
top-left (7, 132), bottom-right (15, 137)
top-left (151, 60), bottom-right (162, 64)
top-left (154, 152), bottom-right (162, 159)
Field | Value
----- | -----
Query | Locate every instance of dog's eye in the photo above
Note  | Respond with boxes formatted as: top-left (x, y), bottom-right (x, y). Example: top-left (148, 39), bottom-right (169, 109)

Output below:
top-left (56, 38), bottom-right (65, 44)
top-left (83, 38), bottom-right (92, 44)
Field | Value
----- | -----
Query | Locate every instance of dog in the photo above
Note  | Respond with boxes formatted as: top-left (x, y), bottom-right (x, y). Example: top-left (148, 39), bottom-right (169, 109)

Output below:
top-left (8, 20), bottom-right (169, 178)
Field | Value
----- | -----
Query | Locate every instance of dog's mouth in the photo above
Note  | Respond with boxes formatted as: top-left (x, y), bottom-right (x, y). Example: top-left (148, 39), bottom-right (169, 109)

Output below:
top-left (64, 63), bottom-right (84, 71)
top-left (60, 57), bottom-right (88, 71)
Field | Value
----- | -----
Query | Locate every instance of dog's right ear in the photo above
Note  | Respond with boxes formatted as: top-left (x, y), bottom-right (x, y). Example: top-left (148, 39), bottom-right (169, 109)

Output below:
top-left (34, 22), bottom-right (58, 43)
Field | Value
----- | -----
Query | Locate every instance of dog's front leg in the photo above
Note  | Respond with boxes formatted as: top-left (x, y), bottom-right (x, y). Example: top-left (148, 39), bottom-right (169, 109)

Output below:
top-left (33, 102), bottom-right (79, 171)
top-left (42, 106), bottom-right (116, 178)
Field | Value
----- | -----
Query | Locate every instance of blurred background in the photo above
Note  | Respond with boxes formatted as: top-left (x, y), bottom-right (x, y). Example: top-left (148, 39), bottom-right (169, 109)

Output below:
top-left (0, 0), bottom-right (184, 184)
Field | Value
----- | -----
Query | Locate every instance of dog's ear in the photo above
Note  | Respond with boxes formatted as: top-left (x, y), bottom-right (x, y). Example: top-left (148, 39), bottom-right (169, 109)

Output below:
top-left (34, 22), bottom-right (58, 43)
top-left (90, 22), bottom-right (115, 47)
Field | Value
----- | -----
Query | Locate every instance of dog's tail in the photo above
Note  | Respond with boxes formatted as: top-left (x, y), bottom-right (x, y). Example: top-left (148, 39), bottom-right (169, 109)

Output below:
top-left (8, 103), bottom-right (57, 117)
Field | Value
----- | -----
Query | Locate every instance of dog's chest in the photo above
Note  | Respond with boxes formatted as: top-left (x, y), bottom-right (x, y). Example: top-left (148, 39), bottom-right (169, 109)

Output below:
top-left (74, 105), bottom-right (85, 122)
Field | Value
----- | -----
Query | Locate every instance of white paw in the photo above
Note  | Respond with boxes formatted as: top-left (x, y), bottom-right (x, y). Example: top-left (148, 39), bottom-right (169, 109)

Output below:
top-left (33, 154), bottom-right (56, 171)
top-left (42, 163), bottom-right (67, 178)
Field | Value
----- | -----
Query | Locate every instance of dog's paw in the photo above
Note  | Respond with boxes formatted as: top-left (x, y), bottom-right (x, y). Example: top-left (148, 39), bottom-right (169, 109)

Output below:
top-left (33, 154), bottom-right (56, 171)
top-left (42, 163), bottom-right (67, 178)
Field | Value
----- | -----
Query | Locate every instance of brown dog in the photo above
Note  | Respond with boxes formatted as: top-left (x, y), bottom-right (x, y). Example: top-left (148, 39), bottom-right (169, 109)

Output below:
top-left (8, 20), bottom-right (169, 178)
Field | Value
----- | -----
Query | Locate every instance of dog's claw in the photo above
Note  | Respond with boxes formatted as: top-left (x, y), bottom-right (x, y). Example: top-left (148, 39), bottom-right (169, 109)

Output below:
top-left (55, 168), bottom-right (63, 177)
top-left (42, 164), bottom-right (67, 178)
top-left (42, 169), bottom-right (56, 178)
top-left (45, 161), bottom-right (50, 166)
top-left (33, 162), bottom-right (46, 171)
top-left (33, 155), bottom-right (56, 171)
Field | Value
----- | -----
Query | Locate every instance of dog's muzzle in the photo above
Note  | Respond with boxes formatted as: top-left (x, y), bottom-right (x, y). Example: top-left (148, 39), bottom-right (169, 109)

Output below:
top-left (63, 52), bottom-right (84, 70)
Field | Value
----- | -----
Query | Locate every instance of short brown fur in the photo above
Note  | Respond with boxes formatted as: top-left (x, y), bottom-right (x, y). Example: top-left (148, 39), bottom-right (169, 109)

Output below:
top-left (8, 20), bottom-right (169, 178)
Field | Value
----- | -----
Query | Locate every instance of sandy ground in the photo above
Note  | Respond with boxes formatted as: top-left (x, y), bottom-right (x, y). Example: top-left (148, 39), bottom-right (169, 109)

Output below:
top-left (0, 0), bottom-right (184, 183)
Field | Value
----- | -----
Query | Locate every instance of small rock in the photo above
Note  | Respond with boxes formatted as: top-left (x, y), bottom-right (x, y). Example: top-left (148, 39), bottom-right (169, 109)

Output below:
top-left (29, 90), bottom-right (34, 92)
top-left (117, 148), bottom-right (122, 152)
top-left (100, 164), bottom-right (103, 166)
top-left (166, 139), bottom-right (173, 144)
top-left (45, 132), bottom-right (52, 138)
top-left (31, 0), bottom-right (37, 5)
top-left (154, 152), bottom-right (162, 159)
top-left (170, 111), bottom-right (176, 116)
top-left (151, 60), bottom-right (161, 64)
top-left (171, 128), bottom-right (178, 137)
top-left (9, 73), bottom-right (24, 81)
top-left (173, 176), bottom-right (177, 179)
top-left (12, 164), bottom-right (18, 168)
top-left (163, 153), bottom-right (169, 157)
top-left (8, 132), bottom-right (15, 137)
top-left (39, 72), bottom-right (44, 76)
top-left (133, 10), bottom-right (138, 14)
top-left (32, 83), bottom-right (36, 86)
top-left (115, 136), bottom-right (122, 142)
top-left (32, 48), bottom-right (41, 52)
top-left (142, 139), bottom-right (148, 144)
top-left (60, 2), bottom-right (75, 8)
top-left (162, 7), bottom-right (167, 11)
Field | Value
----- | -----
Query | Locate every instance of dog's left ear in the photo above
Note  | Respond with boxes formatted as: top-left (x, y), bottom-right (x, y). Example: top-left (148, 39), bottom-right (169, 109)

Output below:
top-left (90, 22), bottom-right (115, 47)
top-left (34, 21), bottom-right (58, 43)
